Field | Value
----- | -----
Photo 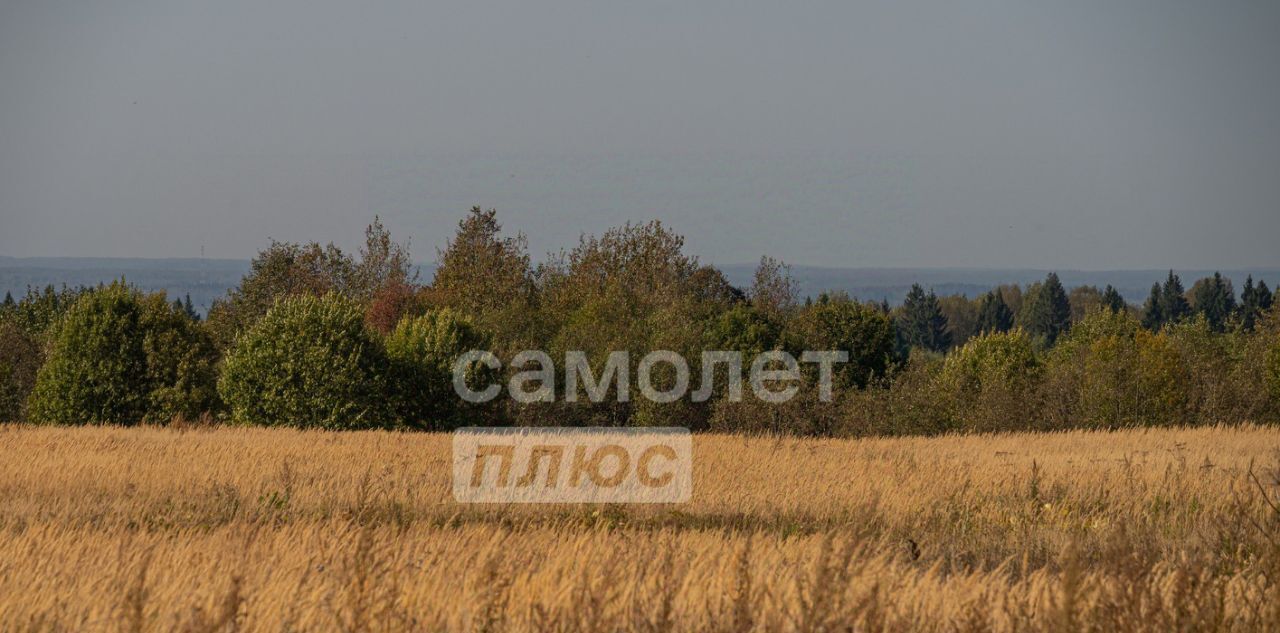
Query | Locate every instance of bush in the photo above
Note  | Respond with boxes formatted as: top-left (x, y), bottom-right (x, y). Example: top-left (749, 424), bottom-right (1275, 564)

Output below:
top-left (385, 309), bottom-right (491, 430)
top-left (218, 293), bottom-right (394, 429)
top-left (937, 329), bottom-right (1041, 432)
top-left (27, 282), bottom-right (218, 425)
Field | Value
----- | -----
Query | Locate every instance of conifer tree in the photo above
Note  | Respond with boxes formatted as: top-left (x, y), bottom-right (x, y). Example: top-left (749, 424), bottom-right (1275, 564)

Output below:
top-left (1141, 283), bottom-right (1164, 330)
top-left (974, 290), bottom-right (1014, 334)
top-left (1022, 272), bottom-right (1071, 344)
top-left (1241, 275), bottom-right (1260, 331)
top-left (182, 294), bottom-right (199, 321)
top-left (898, 283), bottom-right (951, 352)
top-left (1241, 276), bottom-right (1274, 331)
top-left (1160, 270), bottom-right (1191, 325)
top-left (1101, 285), bottom-right (1125, 313)
top-left (1190, 272), bottom-right (1236, 332)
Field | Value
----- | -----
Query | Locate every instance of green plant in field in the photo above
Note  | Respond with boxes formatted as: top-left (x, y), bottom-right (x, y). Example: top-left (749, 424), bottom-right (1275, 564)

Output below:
top-left (384, 309), bottom-right (491, 430)
top-left (26, 281), bottom-right (218, 425)
top-left (218, 293), bottom-right (394, 430)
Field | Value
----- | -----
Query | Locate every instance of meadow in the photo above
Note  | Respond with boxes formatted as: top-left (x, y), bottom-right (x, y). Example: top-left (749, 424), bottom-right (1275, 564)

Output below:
top-left (1, 423), bottom-right (1278, 631)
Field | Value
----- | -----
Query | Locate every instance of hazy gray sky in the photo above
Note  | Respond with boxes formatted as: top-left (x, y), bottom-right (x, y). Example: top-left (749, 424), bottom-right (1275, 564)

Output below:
top-left (2, 0), bottom-right (1278, 269)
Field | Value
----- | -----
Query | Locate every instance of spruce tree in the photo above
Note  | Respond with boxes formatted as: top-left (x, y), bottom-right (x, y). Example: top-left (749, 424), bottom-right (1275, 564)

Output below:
top-left (1, 291), bottom-right (13, 308)
top-left (974, 290), bottom-right (1014, 334)
top-left (1160, 271), bottom-right (1191, 325)
top-left (1241, 275), bottom-right (1259, 331)
top-left (1023, 272), bottom-right (1071, 344)
top-left (1101, 285), bottom-right (1125, 313)
top-left (898, 283), bottom-right (951, 352)
top-left (182, 294), bottom-right (199, 321)
top-left (1190, 272), bottom-right (1236, 332)
top-left (1141, 283), bottom-right (1164, 330)
top-left (1242, 277), bottom-right (1275, 331)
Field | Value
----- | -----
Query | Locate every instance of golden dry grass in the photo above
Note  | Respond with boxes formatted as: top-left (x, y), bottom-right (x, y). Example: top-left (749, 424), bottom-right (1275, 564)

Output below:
top-left (1, 423), bottom-right (1278, 631)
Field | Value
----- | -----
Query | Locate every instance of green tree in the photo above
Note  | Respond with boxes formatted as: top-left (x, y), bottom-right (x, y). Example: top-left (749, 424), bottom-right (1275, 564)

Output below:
top-left (1240, 275), bottom-right (1273, 331)
top-left (27, 281), bottom-right (218, 425)
top-left (1067, 285), bottom-right (1103, 323)
top-left (1141, 283), bottom-right (1164, 330)
top-left (385, 309), bottom-right (491, 430)
top-left (974, 290), bottom-right (1014, 334)
top-left (789, 298), bottom-right (896, 389)
top-left (707, 303), bottom-right (782, 357)
top-left (1189, 272), bottom-right (1236, 332)
top-left (897, 284), bottom-right (951, 353)
top-left (206, 219), bottom-right (413, 349)
top-left (1021, 272), bottom-right (1071, 345)
top-left (750, 256), bottom-right (798, 319)
top-left (427, 207), bottom-right (536, 351)
top-left (1101, 285), bottom-right (1126, 313)
top-left (1159, 271), bottom-right (1191, 325)
top-left (937, 329), bottom-right (1041, 432)
top-left (937, 294), bottom-right (979, 348)
top-left (218, 293), bottom-right (393, 429)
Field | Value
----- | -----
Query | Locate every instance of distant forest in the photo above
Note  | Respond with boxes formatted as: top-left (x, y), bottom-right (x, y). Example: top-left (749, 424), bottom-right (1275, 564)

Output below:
top-left (4, 254), bottom-right (1277, 317)
top-left (3, 209), bottom-right (1279, 436)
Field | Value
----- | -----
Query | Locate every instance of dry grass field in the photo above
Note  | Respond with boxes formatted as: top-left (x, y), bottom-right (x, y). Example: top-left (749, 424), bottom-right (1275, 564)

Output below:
top-left (1, 423), bottom-right (1278, 632)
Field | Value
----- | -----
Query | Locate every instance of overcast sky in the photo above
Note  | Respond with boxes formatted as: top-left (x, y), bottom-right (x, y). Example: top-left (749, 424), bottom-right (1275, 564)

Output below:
top-left (2, 1), bottom-right (1278, 269)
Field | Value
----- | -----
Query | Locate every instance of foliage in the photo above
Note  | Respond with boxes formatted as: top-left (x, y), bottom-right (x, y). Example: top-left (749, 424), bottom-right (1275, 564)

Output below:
top-left (1020, 272), bottom-right (1071, 345)
top-left (384, 310), bottom-right (491, 430)
top-left (1101, 284), bottom-right (1126, 313)
top-left (974, 290), bottom-right (1014, 335)
top-left (897, 284), bottom-right (950, 353)
top-left (206, 218), bottom-right (414, 349)
top-left (27, 281), bottom-right (218, 425)
top-left (1188, 272), bottom-right (1236, 332)
top-left (788, 298), bottom-right (896, 389)
top-left (706, 303), bottom-right (782, 357)
top-left (218, 293), bottom-right (393, 430)
top-left (1041, 309), bottom-right (1187, 429)
top-left (936, 329), bottom-right (1041, 432)
top-left (1240, 275), bottom-right (1274, 332)
top-left (425, 207), bottom-right (535, 352)
top-left (749, 256), bottom-right (798, 319)
top-left (0, 321), bottom-right (41, 421)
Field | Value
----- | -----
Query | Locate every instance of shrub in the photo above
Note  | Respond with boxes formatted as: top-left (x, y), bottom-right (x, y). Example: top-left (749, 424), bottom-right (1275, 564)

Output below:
top-left (936, 329), bottom-right (1042, 432)
top-left (385, 309), bottom-right (491, 430)
top-left (218, 293), bottom-right (393, 429)
top-left (27, 282), bottom-right (218, 425)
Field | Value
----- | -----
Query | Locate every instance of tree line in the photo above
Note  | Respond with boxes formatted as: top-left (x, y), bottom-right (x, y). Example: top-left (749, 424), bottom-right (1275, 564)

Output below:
top-left (1, 207), bottom-right (1278, 435)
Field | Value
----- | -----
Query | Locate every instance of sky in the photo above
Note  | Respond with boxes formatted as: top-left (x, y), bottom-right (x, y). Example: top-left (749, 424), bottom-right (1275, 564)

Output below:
top-left (1, 0), bottom-right (1278, 269)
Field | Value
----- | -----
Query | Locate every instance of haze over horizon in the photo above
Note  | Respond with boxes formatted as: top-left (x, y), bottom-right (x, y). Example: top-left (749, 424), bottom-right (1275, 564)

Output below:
top-left (3, 1), bottom-right (1279, 269)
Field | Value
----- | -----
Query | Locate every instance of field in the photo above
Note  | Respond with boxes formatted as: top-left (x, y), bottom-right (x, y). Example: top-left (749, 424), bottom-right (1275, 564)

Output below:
top-left (1, 424), bottom-right (1278, 632)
